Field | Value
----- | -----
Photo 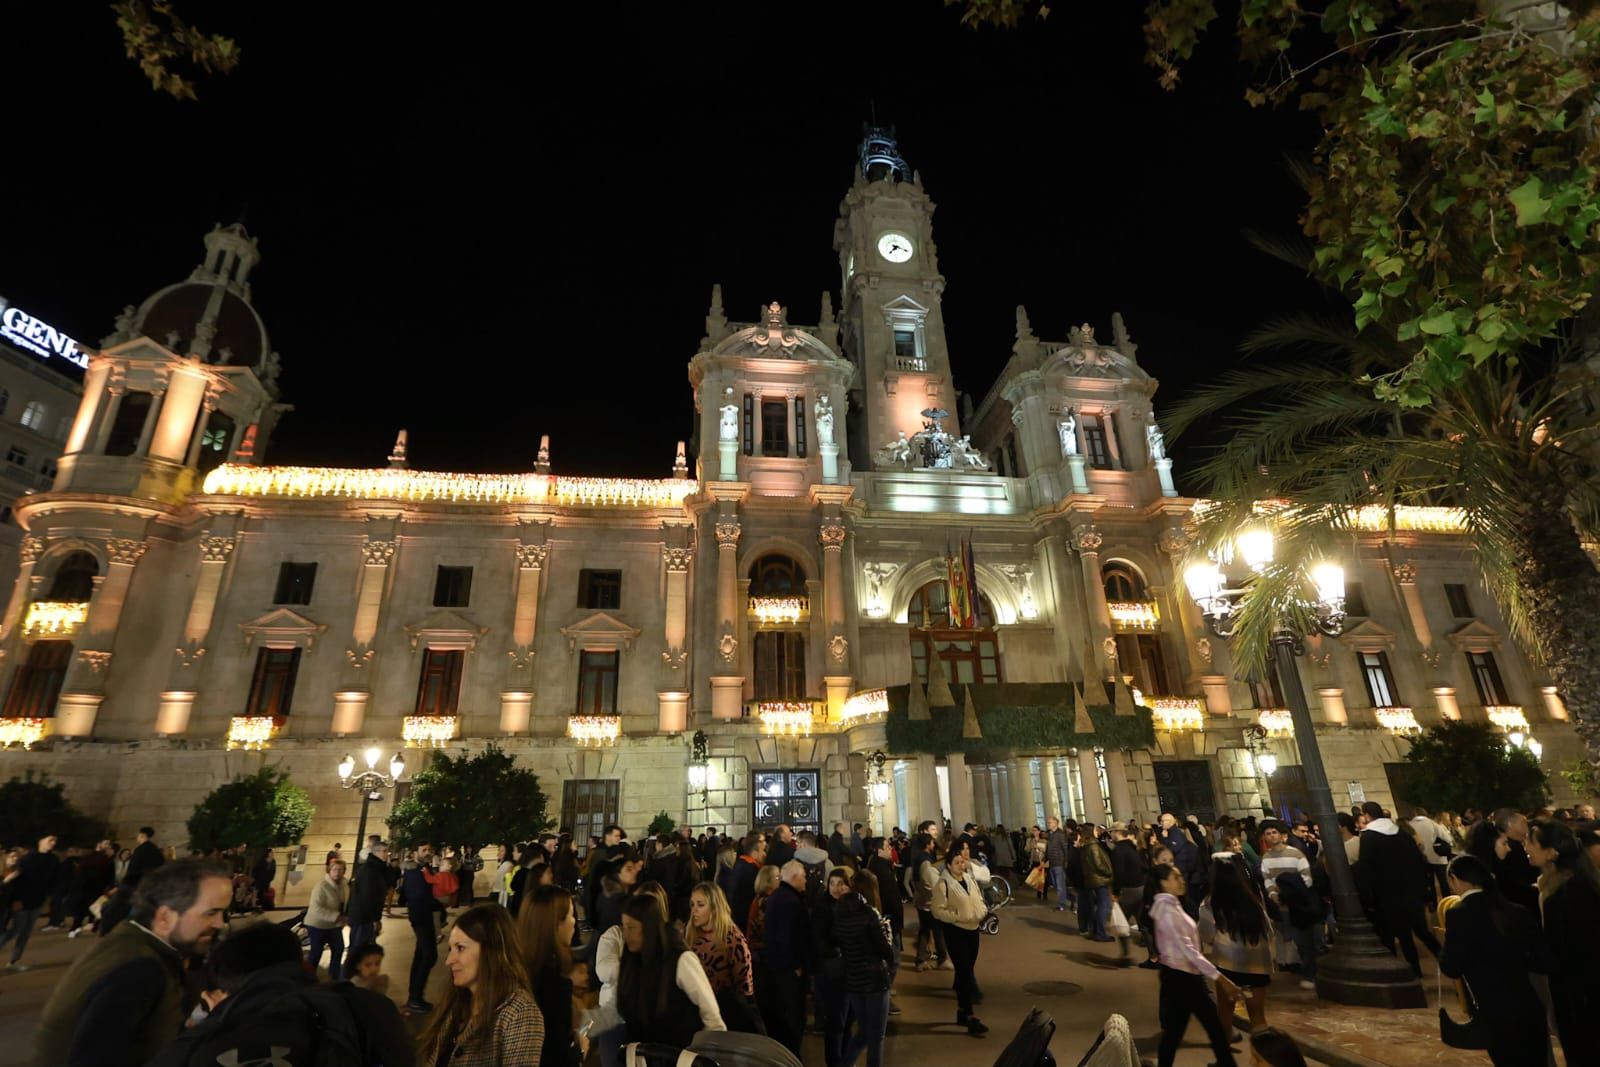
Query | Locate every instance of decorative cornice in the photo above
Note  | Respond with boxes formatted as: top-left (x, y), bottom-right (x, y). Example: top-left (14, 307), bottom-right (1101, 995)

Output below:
top-left (516, 543), bottom-right (548, 570)
top-left (715, 518), bottom-right (741, 548)
top-left (662, 547), bottom-right (691, 573)
top-left (199, 535), bottom-right (236, 563)
top-left (1073, 527), bottom-right (1104, 553)
top-left (1391, 562), bottom-right (1418, 585)
top-left (361, 539), bottom-right (396, 566)
top-left (819, 520), bottom-right (847, 549)
top-left (107, 538), bottom-right (147, 565)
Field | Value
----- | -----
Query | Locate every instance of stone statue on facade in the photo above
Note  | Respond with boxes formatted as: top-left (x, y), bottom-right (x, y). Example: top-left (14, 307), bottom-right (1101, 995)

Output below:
top-left (875, 431), bottom-right (912, 468)
top-left (950, 435), bottom-right (991, 470)
top-left (719, 387), bottom-right (739, 442)
top-left (1146, 421), bottom-right (1166, 461)
top-left (814, 393), bottom-right (835, 447)
top-left (1059, 413), bottom-right (1078, 457)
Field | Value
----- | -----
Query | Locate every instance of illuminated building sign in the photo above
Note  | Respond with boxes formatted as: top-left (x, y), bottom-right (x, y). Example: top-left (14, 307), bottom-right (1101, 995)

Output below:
top-left (0, 297), bottom-right (88, 370)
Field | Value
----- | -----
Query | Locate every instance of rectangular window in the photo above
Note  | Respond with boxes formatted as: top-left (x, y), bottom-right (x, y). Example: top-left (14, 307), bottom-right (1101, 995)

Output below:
top-left (1466, 651), bottom-right (1509, 705)
top-left (576, 650), bottom-right (619, 714)
top-left (1113, 634), bottom-right (1171, 695)
top-left (1359, 650), bottom-right (1400, 707)
top-left (433, 565), bottom-right (473, 608)
top-left (893, 329), bottom-right (917, 357)
top-left (245, 646), bottom-right (301, 717)
top-left (742, 394), bottom-right (754, 456)
top-left (1444, 583), bottom-right (1473, 619)
top-left (760, 399), bottom-right (788, 457)
top-left (562, 779), bottom-right (620, 852)
top-left (414, 649), bottom-right (465, 716)
top-left (1344, 581), bottom-right (1369, 617)
top-left (1082, 417), bottom-right (1112, 469)
top-left (2, 640), bottom-right (72, 717)
top-left (104, 391), bottom-right (153, 457)
top-left (753, 631), bottom-right (806, 700)
top-left (911, 635), bottom-right (1002, 685)
top-left (794, 397), bottom-right (807, 458)
top-left (273, 562), bottom-right (318, 606)
top-left (578, 569), bottom-right (622, 610)
top-left (5, 446), bottom-right (27, 466)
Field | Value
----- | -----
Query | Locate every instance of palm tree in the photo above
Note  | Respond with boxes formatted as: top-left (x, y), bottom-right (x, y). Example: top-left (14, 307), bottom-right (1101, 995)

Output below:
top-left (1163, 315), bottom-right (1600, 762)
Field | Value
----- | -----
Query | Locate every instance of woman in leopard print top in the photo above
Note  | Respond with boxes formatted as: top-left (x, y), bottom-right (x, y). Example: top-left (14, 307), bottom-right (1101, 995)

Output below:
top-left (689, 883), bottom-right (754, 997)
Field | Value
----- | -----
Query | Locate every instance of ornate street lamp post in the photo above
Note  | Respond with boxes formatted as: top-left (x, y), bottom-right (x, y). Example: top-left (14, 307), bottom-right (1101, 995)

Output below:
top-left (865, 750), bottom-right (891, 835)
top-left (1242, 723), bottom-right (1278, 812)
top-left (687, 730), bottom-right (710, 810)
top-left (1184, 532), bottom-right (1425, 1008)
top-left (338, 746), bottom-right (407, 851)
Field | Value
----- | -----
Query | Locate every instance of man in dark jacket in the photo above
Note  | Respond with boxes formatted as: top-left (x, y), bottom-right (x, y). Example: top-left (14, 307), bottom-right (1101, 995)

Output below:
top-left (1355, 802), bottom-right (1439, 976)
top-left (767, 824), bottom-right (797, 870)
top-left (720, 833), bottom-right (766, 935)
top-left (146, 919), bottom-right (415, 1067)
top-left (760, 862), bottom-right (812, 1058)
top-left (865, 838), bottom-right (903, 965)
top-left (1108, 825), bottom-right (1146, 964)
top-left (831, 877), bottom-right (895, 1055)
top-left (67, 840), bottom-right (115, 936)
top-left (346, 841), bottom-right (392, 952)
top-left (401, 844), bottom-right (437, 1013)
top-left (1044, 817), bottom-right (1071, 911)
top-left (100, 826), bottom-right (168, 937)
top-left (0, 834), bottom-right (59, 968)
top-left (828, 823), bottom-right (850, 867)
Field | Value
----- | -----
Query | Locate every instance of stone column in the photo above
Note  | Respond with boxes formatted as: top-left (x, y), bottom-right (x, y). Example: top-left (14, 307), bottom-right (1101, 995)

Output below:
top-left (916, 753), bottom-right (942, 828)
top-left (0, 536), bottom-right (45, 702)
top-left (946, 752), bottom-right (974, 832)
top-left (56, 537), bottom-right (147, 737)
top-left (1072, 526), bottom-right (1113, 681)
top-left (1318, 686), bottom-right (1349, 725)
top-left (134, 385), bottom-right (166, 457)
top-left (1432, 687), bottom-right (1461, 722)
top-left (1040, 758), bottom-right (1063, 822)
top-left (711, 513), bottom-right (744, 720)
top-left (149, 367), bottom-right (208, 463)
top-left (1077, 749), bottom-right (1108, 824)
top-left (658, 542), bottom-right (691, 732)
top-left (184, 398), bottom-right (217, 468)
top-left (1104, 749), bottom-right (1135, 826)
top-left (65, 362), bottom-right (111, 455)
top-left (500, 540), bottom-right (547, 735)
top-left (1006, 758), bottom-right (1037, 828)
top-left (335, 536), bottom-right (396, 734)
top-left (1158, 526), bottom-right (1214, 688)
top-left (1390, 561), bottom-right (1435, 661)
top-left (819, 516), bottom-right (852, 720)
top-left (90, 384), bottom-right (126, 455)
top-left (160, 533), bottom-right (237, 734)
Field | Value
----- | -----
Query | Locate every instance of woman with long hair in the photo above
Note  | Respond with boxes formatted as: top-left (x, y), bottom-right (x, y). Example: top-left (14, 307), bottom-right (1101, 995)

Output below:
top-left (1528, 821), bottom-right (1600, 1067)
top-left (418, 903), bottom-right (544, 1066)
top-left (836, 869), bottom-right (895, 1067)
top-left (931, 848), bottom-right (988, 1036)
top-left (553, 835), bottom-right (581, 892)
top-left (1199, 854), bottom-right (1273, 1032)
top-left (687, 881), bottom-right (764, 1034)
top-left (518, 885), bottom-right (587, 1067)
top-left (1149, 863), bottom-right (1239, 1067)
top-left (746, 864), bottom-right (780, 953)
top-left (616, 892), bottom-right (725, 1047)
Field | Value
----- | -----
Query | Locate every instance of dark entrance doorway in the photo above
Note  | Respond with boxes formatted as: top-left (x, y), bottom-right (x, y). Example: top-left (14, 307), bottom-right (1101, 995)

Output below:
top-left (1154, 760), bottom-right (1217, 823)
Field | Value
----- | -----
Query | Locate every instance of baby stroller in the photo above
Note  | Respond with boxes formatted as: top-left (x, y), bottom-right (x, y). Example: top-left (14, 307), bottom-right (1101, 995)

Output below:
top-left (970, 856), bottom-right (1012, 935)
top-left (625, 1030), bottom-right (802, 1067)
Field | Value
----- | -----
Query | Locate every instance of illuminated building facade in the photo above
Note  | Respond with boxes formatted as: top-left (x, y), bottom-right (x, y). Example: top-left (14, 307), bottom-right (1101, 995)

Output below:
top-left (0, 137), bottom-right (1584, 901)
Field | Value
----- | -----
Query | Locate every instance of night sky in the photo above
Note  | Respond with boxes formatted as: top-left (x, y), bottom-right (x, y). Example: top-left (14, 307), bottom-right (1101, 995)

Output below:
top-left (5, 3), bottom-right (1330, 487)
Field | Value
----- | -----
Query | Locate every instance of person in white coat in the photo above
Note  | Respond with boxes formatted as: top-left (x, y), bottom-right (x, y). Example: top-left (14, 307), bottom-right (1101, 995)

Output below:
top-left (931, 850), bottom-right (989, 1036)
top-left (303, 859), bottom-right (349, 978)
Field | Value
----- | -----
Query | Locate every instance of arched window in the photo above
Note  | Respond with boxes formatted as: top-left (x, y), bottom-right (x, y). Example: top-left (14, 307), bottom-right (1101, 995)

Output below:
top-left (749, 554), bottom-right (805, 596)
top-left (909, 579), bottom-right (1001, 685)
top-left (1102, 561), bottom-right (1146, 602)
top-left (47, 551), bottom-right (99, 601)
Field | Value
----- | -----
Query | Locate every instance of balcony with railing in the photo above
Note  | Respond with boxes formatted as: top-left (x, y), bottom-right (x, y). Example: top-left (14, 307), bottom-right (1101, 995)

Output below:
top-left (746, 699), bottom-right (821, 736)
top-left (1107, 601), bottom-right (1160, 631)
top-left (227, 715), bottom-right (284, 750)
top-left (894, 356), bottom-right (927, 372)
top-left (567, 714), bottom-right (622, 747)
top-left (403, 715), bottom-right (459, 748)
top-left (1147, 697), bottom-right (1206, 732)
top-left (748, 596), bottom-right (809, 627)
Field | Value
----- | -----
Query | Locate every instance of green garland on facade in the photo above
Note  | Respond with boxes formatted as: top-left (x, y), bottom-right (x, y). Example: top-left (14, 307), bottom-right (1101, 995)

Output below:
top-left (882, 683), bottom-right (1155, 759)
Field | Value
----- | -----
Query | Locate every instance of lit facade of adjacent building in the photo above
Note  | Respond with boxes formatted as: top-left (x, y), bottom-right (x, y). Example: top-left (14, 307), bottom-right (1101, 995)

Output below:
top-left (0, 137), bottom-right (1584, 901)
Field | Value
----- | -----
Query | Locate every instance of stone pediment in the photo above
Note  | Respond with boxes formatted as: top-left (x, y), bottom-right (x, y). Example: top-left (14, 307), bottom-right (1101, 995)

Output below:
top-left (880, 294), bottom-right (930, 316)
top-left (239, 607), bottom-right (327, 649)
top-left (559, 611), bottom-right (641, 653)
top-left (1336, 618), bottom-right (1398, 653)
top-left (1446, 619), bottom-right (1502, 652)
top-left (403, 609), bottom-right (487, 652)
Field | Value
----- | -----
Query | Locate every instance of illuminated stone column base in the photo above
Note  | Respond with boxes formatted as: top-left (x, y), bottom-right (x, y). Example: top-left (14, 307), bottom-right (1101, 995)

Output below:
top-left (719, 441), bottom-right (738, 481)
top-left (1067, 454), bottom-right (1090, 494)
top-left (657, 690), bottom-right (689, 733)
top-left (1317, 686), bottom-right (1348, 725)
top-left (711, 676), bottom-right (744, 720)
top-left (55, 692), bottom-right (103, 739)
top-left (1432, 686), bottom-right (1461, 721)
top-left (1155, 457), bottom-right (1177, 497)
top-left (819, 443), bottom-right (839, 484)
top-left (1201, 675), bottom-right (1233, 717)
top-left (499, 691), bottom-right (533, 735)
top-left (824, 676), bottom-right (853, 723)
top-left (1541, 685), bottom-right (1568, 721)
top-left (154, 690), bottom-right (196, 736)
top-left (331, 690), bottom-right (369, 736)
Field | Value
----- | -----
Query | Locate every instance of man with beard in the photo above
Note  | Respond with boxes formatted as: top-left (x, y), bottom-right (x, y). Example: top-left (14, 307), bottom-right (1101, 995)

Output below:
top-left (34, 859), bottom-right (232, 1067)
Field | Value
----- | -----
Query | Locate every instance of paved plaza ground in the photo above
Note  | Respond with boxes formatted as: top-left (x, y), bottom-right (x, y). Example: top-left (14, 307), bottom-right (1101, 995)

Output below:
top-left (0, 892), bottom-right (1512, 1067)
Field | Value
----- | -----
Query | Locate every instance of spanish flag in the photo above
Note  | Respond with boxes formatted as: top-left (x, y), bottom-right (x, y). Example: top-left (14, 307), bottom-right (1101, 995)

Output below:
top-left (947, 536), bottom-right (978, 628)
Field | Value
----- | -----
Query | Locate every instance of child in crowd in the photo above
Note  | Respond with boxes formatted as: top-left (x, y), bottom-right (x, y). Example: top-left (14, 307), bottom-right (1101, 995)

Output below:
top-left (345, 942), bottom-right (389, 996)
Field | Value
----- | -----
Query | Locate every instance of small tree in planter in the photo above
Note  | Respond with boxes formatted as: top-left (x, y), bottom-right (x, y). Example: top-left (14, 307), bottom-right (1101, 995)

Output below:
top-left (187, 766), bottom-right (314, 855)
top-left (647, 810), bottom-right (677, 837)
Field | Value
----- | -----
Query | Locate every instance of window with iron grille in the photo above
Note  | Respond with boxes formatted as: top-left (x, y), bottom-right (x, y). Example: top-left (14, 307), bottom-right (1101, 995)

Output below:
top-left (742, 394), bottom-right (754, 456)
top-left (1114, 633), bottom-right (1171, 695)
top-left (577, 650), bottom-right (619, 714)
top-left (246, 647), bottom-right (301, 716)
top-left (893, 329), bottom-right (917, 357)
top-left (794, 397), bottom-right (807, 458)
top-left (415, 649), bottom-right (464, 716)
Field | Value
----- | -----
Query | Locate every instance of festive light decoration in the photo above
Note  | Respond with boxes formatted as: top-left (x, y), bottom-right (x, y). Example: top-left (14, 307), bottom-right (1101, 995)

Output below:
top-left (22, 600), bottom-right (89, 638)
top-left (750, 597), bottom-right (807, 625)
top-left (1257, 709), bottom-right (1295, 736)
top-left (201, 465), bottom-right (697, 509)
top-left (568, 715), bottom-right (622, 747)
top-left (758, 702), bottom-right (816, 737)
top-left (1375, 706), bottom-right (1421, 734)
top-left (402, 715), bottom-right (458, 747)
top-left (1194, 500), bottom-right (1468, 534)
top-left (1107, 601), bottom-right (1160, 630)
top-left (1487, 706), bottom-right (1529, 732)
top-left (1149, 698), bottom-right (1205, 732)
top-left (841, 689), bottom-right (889, 721)
top-left (0, 718), bottom-right (47, 749)
top-left (227, 716), bottom-right (278, 750)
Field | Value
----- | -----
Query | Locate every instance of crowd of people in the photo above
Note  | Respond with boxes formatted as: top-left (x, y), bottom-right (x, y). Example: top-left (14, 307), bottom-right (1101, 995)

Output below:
top-left (8, 797), bottom-right (1598, 1067)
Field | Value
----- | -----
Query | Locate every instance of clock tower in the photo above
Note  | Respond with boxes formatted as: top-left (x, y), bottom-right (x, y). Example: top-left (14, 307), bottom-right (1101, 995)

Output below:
top-left (833, 128), bottom-right (959, 468)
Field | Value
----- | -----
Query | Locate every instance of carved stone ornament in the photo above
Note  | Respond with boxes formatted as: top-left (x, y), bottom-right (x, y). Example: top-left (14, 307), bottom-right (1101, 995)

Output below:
top-left (1194, 637), bottom-right (1213, 664)
top-left (1391, 562), bottom-right (1418, 585)
top-left (1074, 527), bottom-right (1104, 553)
top-left (77, 650), bottom-right (113, 673)
top-left (996, 563), bottom-right (1037, 618)
top-left (750, 302), bottom-right (804, 357)
top-left (1102, 636), bottom-right (1118, 662)
top-left (819, 521), bottom-right (847, 549)
top-left (516, 543), bottom-right (548, 570)
top-left (1419, 646), bottom-right (1442, 669)
top-left (1062, 347), bottom-right (1120, 376)
top-left (1157, 526), bottom-right (1190, 559)
top-left (108, 538), bottom-right (147, 565)
top-left (346, 646), bottom-right (376, 670)
top-left (362, 540), bottom-right (396, 566)
top-left (200, 535), bottom-right (236, 563)
top-left (661, 647), bottom-right (688, 670)
top-left (662, 547), bottom-right (691, 573)
top-left (715, 519), bottom-right (741, 548)
top-left (861, 561), bottom-right (899, 614)
top-left (718, 630), bottom-right (738, 664)
top-left (829, 633), bottom-right (849, 664)
top-left (1071, 322), bottom-right (1096, 345)
top-left (173, 645), bottom-right (207, 669)
top-left (508, 647), bottom-right (535, 671)
top-left (19, 536), bottom-right (44, 565)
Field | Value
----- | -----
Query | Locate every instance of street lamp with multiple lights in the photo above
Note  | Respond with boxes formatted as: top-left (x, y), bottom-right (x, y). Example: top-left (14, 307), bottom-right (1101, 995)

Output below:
top-left (1184, 527), bottom-right (1426, 1008)
top-left (338, 746), bottom-right (407, 853)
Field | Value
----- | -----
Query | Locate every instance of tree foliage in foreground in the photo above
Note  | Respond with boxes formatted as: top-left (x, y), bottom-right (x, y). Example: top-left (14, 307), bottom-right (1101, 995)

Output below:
top-left (387, 744), bottom-right (552, 848)
top-left (1401, 721), bottom-right (1548, 813)
top-left (957, 0), bottom-right (1600, 408)
top-left (0, 772), bottom-right (104, 849)
top-left (187, 767), bottom-right (314, 854)
top-left (112, 0), bottom-right (239, 100)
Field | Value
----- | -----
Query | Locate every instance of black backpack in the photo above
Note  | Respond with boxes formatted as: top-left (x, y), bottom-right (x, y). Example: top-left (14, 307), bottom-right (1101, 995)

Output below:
top-left (156, 984), bottom-right (373, 1067)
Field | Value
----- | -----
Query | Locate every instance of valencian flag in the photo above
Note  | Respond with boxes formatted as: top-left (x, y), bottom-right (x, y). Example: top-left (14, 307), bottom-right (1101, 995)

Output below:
top-left (945, 535), bottom-right (979, 628)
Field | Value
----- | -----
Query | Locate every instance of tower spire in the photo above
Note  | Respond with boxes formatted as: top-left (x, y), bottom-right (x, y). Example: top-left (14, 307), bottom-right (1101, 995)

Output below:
top-left (858, 124), bottom-right (910, 183)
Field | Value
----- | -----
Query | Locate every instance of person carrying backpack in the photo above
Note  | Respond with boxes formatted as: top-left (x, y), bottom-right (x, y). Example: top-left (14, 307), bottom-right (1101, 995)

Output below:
top-left (145, 919), bottom-right (416, 1067)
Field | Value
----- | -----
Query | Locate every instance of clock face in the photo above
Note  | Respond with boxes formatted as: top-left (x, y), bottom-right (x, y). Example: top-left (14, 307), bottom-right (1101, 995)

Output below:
top-left (877, 232), bottom-right (914, 263)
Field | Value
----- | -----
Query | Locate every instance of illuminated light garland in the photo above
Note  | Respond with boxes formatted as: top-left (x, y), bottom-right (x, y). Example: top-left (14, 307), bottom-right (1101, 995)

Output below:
top-left (1191, 501), bottom-right (1468, 535)
top-left (227, 716), bottom-right (278, 750)
top-left (1257, 709), bottom-right (1295, 736)
top-left (1107, 601), bottom-right (1160, 630)
top-left (402, 715), bottom-right (458, 747)
top-left (22, 601), bottom-right (89, 638)
top-left (567, 715), bottom-right (622, 747)
top-left (0, 718), bottom-right (47, 749)
top-left (200, 464), bottom-right (697, 509)
top-left (758, 702), bottom-right (816, 737)
top-left (1149, 698), bottom-right (1206, 732)
top-left (750, 597), bottom-right (807, 625)
top-left (1487, 705), bottom-right (1529, 732)
top-left (841, 689), bottom-right (889, 721)
top-left (1375, 706), bottom-right (1421, 734)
